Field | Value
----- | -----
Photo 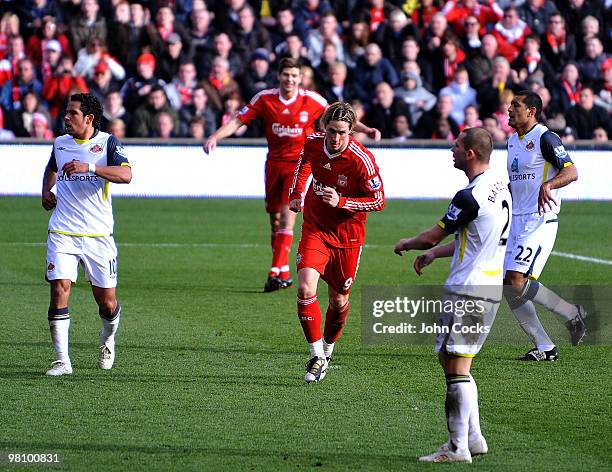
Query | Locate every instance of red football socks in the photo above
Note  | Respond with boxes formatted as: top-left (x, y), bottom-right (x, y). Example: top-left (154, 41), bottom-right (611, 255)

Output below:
top-left (323, 302), bottom-right (350, 344)
top-left (297, 295), bottom-right (322, 342)
top-left (271, 228), bottom-right (293, 279)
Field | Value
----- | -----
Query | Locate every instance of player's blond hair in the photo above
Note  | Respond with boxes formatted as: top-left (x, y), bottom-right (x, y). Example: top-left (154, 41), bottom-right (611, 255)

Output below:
top-left (321, 102), bottom-right (357, 130)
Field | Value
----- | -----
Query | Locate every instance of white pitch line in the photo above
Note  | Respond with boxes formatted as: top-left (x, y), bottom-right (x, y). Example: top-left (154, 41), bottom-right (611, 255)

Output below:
top-left (2, 242), bottom-right (612, 266)
top-left (550, 251), bottom-right (612, 266)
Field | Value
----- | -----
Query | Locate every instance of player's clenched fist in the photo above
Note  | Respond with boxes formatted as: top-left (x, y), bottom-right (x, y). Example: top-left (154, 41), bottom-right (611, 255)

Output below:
top-left (289, 198), bottom-right (302, 213)
top-left (62, 160), bottom-right (88, 176)
top-left (42, 190), bottom-right (56, 210)
top-left (321, 186), bottom-right (339, 207)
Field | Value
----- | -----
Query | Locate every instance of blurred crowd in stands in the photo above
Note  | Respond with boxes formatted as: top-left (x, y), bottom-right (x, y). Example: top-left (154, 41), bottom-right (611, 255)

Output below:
top-left (0, 0), bottom-right (609, 142)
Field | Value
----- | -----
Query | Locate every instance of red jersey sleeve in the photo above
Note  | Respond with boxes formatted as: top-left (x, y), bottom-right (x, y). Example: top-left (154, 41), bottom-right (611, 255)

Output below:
top-left (289, 138), bottom-right (315, 200)
top-left (237, 91), bottom-right (266, 126)
top-left (337, 142), bottom-right (385, 213)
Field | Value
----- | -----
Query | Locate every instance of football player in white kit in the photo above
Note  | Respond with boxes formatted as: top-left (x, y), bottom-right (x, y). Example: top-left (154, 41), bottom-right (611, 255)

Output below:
top-left (41, 93), bottom-right (132, 376)
top-left (504, 90), bottom-right (586, 362)
top-left (395, 128), bottom-right (511, 463)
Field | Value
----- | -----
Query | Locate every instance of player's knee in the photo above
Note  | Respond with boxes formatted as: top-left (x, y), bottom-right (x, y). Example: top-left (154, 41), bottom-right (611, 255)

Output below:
top-left (329, 295), bottom-right (348, 311)
top-left (269, 214), bottom-right (281, 231)
top-left (504, 271), bottom-right (525, 288)
top-left (50, 280), bottom-right (70, 301)
top-left (503, 277), bottom-right (539, 309)
top-left (297, 283), bottom-right (316, 299)
top-left (97, 297), bottom-right (117, 314)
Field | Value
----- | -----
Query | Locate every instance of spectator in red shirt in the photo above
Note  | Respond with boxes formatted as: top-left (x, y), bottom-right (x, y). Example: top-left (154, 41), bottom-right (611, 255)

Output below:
top-left (141, 6), bottom-right (190, 60)
top-left (42, 55), bottom-right (89, 127)
top-left (0, 58), bottom-right (43, 112)
top-left (410, 0), bottom-right (440, 36)
top-left (442, 0), bottom-right (503, 37)
top-left (26, 16), bottom-right (73, 69)
top-left (0, 35), bottom-right (26, 87)
top-left (0, 12), bottom-right (20, 60)
top-left (432, 34), bottom-right (467, 92)
top-left (541, 11), bottom-right (576, 74)
top-left (492, 6), bottom-right (532, 63)
top-left (553, 62), bottom-right (582, 112)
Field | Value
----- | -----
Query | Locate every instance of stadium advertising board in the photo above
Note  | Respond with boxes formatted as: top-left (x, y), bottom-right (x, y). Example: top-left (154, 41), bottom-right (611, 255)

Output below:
top-left (2, 145), bottom-right (610, 200)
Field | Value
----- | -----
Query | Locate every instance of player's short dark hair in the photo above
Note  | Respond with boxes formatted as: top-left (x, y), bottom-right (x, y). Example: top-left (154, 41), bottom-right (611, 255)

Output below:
top-left (278, 57), bottom-right (301, 73)
top-left (70, 92), bottom-right (103, 129)
top-left (321, 101), bottom-right (357, 130)
top-left (462, 127), bottom-right (492, 163)
top-left (515, 90), bottom-right (542, 115)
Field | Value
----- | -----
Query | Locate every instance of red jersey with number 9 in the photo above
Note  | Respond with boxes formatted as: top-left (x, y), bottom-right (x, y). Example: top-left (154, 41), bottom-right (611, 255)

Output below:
top-left (237, 88), bottom-right (328, 162)
top-left (290, 133), bottom-right (385, 248)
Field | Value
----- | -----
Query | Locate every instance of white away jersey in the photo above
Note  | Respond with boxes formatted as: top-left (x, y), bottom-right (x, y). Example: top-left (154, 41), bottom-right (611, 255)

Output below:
top-left (507, 123), bottom-right (573, 215)
top-left (438, 169), bottom-right (512, 300)
top-left (47, 130), bottom-right (130, 236)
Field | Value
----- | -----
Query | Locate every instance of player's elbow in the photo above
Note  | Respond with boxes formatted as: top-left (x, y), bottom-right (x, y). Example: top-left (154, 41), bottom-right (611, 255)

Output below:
top-left (571, 166), bottom-right (578, 183)
top-left (120, 168), bottom-right (133, 184)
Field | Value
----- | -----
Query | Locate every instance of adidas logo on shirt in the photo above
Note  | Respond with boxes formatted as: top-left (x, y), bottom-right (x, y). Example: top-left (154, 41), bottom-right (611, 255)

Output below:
top-left (323, 163), bottom-right (331, 170)
top-left (282, 108), bottom-right (290, 114)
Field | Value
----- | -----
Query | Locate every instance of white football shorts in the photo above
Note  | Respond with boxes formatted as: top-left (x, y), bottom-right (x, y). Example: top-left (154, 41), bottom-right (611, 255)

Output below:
top-left (46, 232), bottom-right (118, 288)
top-left (435, 292), bottom-right (499, 358)
top-left (504, 212), bottom-right (558, 279)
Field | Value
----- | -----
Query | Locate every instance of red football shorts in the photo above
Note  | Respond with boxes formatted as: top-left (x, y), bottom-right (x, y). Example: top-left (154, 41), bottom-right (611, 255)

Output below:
top-left (296, 232), bottom-right (362, 294)
top-left (264, 160), bottom-right (298, 214)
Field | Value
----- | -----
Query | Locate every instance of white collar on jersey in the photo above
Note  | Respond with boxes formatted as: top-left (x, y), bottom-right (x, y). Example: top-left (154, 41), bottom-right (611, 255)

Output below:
top-left (278, 88), bottom-right (299, 106)
top-left (324, 140), bottom-right (349, 159)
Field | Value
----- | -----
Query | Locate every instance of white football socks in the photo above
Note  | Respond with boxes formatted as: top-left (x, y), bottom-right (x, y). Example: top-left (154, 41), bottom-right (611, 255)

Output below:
top-left (49, 318), bottom-right (70, 363)
top-left (100, 305), bottom-right (121, 346)
top-left (323, 340), bottom-right (334, 359)
top-left (308, 339), bottom-right (325, 359)
top-left (531, 282), bottom-right (577, 322)
top-left (467, 374), bottom-right (483, 444)
top-left (445, 375), bottom-right (474, 453)
top-left (511, 300), bottom-right (555, 351)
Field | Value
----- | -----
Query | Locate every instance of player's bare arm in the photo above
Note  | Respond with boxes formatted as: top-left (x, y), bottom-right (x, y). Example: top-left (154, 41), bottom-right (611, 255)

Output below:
top-left (41, 164), bottom-right (58, 211)
top-left (538, 164), bottom-right (578, 214)
top-left (413, 242), bottom-right (455, 276)
top-left (353, 121), bottom-right (381, 141)
top-left (394, 224), bottom-right (448, 255)
top-left (203, 117), bottom-right (245, 154)
top-left (61, 161), bottom-right (132, 184)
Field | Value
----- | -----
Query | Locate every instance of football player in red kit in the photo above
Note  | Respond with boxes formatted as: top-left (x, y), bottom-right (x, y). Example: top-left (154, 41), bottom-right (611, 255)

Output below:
top-left (204, 58), bottom-right (379, 292)
top-left (289, 102), bottom-right (385, 383)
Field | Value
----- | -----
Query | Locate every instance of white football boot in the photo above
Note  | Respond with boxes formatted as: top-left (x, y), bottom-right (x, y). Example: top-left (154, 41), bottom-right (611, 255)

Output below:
top-left (304, 356), bottom-right (328, 383)
top-left (469, 436), bottom-right (488, 456)
top-left (419, 443), bottom-right (472, 463)
top-left (98, 342), bottom-right (115, 370)
top-left (46, 360), bottom-right (73, 376)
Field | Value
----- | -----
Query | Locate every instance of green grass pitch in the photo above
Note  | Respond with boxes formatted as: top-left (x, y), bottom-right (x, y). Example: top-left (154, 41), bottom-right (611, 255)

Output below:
top-left (0, 197), bottom-right (611, 471)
